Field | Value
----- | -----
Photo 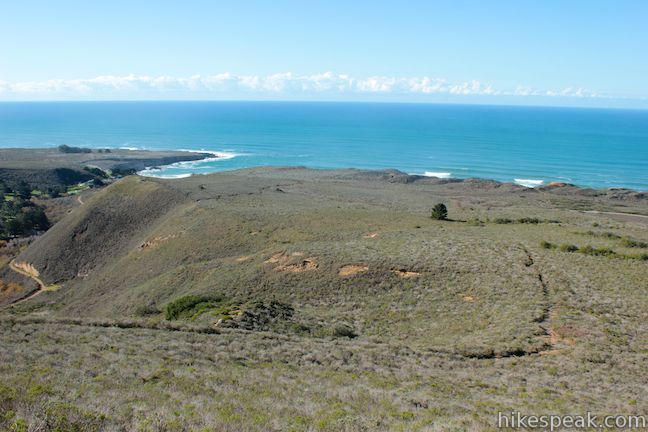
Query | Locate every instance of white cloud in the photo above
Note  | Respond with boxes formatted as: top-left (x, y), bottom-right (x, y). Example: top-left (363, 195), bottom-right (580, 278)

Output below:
top-left (0, 72), bottom-right (607, 100)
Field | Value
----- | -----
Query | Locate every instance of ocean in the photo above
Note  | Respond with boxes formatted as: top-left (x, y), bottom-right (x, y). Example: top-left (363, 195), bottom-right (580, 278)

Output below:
top-left (0, 101), bottom-right (646, 190)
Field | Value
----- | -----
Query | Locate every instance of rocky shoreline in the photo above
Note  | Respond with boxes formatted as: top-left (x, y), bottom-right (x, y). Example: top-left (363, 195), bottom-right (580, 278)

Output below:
top-left (0, 147), bottom-right (212, 189)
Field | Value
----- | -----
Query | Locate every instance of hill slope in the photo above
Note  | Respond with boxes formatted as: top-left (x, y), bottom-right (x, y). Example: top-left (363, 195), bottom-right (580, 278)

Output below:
top-left (8, 168), bottom-right (648, 355)
top-left (1, 167), bottom-right (647, 430)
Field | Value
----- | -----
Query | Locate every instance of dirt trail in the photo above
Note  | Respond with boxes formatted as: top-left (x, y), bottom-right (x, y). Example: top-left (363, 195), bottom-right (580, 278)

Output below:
top-left (521, 246), bottom-right (555, 353)
top-left (77, 195), bottom-right (84, 205)
top-left (4, 260), bottom-right (49, 307)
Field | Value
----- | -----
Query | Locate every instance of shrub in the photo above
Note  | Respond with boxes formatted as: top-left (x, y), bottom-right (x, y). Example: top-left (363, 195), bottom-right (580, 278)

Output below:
top-left (540, 240), bottom-right (555, 249)
top-left (58, 144), bottom-right (92, 154)
top-left (291, 323), bottom-right (311, 334)
top-left (333, 324), bottom-right (357, 338)
top-left (578, 245), bottom-right (617, 257)
top-left (111, 168), bottom-right (136, 177)
top-left (47, 186), bottom-right (65, 198)
top-left (620, 237), bottom-right (648, 248)
top-left (83, 166), bottom-right (109, 178)
top-left (494, 218), bottom-right (513, 224)
top-left (14, 181), bottom-right (32, 199)
top-left (602, 232), bottom-right (621, 239)
top-left (578, 245), bottom-right (594, 255)
top-left (430, 203), bottom-right (448, 220)
top-left (517, 217), bottom-right (540, 224)
top-left (592, 247), bottom-right (617, 257)
top-left (135, 304), bottom-right (160, 317)
top-left (165, 294), bottom-right (224, 320)
top-left (465, 218), bottom-right (483, 226)
top-left (559, 244), bottom-right (578, 252)
top-left (625, 252), bottom-right (648, 261)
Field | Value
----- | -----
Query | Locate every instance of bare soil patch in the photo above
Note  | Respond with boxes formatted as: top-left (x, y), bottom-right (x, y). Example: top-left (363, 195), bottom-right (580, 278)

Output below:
top-left (391, 268), bottom-right (421, 278)
top-left (339, 264), bottom-right (369, 277)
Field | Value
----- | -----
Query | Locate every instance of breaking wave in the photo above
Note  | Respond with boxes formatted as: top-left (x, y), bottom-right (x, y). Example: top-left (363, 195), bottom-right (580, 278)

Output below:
top-left (514, 178), bottom-right (544, 188)
top-left (423, 171), bottom-right (452, 179)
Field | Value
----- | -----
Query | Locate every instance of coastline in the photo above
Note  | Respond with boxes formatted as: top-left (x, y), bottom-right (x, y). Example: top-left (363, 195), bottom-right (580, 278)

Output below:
top-left (142, 161), bottom-right (648, 196)
top-left (2, 102), bottom-right (646, 191)
top-left (1, 146), bottom-right (645, 197)
top-left (0, 147), bottom-right (213, 189)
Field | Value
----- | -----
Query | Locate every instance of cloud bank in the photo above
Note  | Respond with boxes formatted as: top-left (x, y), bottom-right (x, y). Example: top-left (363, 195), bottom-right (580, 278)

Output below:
top-left (0, 72), bottom-right (607, 100)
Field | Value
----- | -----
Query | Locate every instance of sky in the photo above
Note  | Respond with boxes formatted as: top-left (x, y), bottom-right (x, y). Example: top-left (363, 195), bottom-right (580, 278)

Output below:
top-left (0, 0), bottom-right (647, 108)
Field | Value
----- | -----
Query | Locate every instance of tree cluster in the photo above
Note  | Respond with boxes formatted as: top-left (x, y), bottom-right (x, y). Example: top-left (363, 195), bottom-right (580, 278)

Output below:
top-left (0, 180), bottom-right (50, 239)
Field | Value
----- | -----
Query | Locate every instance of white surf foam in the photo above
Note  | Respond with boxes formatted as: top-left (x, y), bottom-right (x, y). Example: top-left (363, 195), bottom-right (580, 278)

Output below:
top-left (514, 178), bottom-right (544, 188)
top-left (151, 173), bottom-right (193, 179)
top-left (137, 149), bottom-right (241, 178)
top-left (423, 171), bottom-right (452, 179)
top-left (178, 149), bottom-right (239, 160)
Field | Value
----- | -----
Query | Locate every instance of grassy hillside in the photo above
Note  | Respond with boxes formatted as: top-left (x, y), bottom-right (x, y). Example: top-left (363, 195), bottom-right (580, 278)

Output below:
top-left (1, 168), bottom-right (647, 430)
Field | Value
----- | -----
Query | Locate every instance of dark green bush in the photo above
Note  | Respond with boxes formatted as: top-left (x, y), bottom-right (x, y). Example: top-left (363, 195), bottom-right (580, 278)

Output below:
top-left (15, 181), bottom-right (32, 199)
top-left (83, 166), bottom-right (109, 178)
top-left (517, 217), bottom-right (540, 224)
top-left (165, 294), bottom-right (224, 320)
top-left (0, 199), bottom-right (50, 239)
top-left (494, 218), bottom-right (513, 224)
top-left (111, 168), bottom-right (137, 177)
top-left (58, 144), bottom-right (92, 154)
top-left (430, 203), bottom-right (448, 221)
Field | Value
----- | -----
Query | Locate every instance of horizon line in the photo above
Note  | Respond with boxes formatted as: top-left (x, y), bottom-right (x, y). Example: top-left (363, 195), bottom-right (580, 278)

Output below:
top-left (1, 98), bottom-right (647, 112)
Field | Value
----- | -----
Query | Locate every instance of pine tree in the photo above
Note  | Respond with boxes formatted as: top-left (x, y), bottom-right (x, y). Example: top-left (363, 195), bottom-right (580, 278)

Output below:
top-left (431, 203), bottom-right (448, 220)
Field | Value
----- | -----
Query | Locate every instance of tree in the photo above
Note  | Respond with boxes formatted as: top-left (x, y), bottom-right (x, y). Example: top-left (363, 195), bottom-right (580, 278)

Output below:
top-left (431, 203), bottom-right (448, 220)
top-left (48, 187), bottom-right (62, 198)
top-left (29, 207), bottom-right (50, 230)
top-left (6, 218), bottom-right (23, 236)
top-left (15, 181), bottom-right (32, 199)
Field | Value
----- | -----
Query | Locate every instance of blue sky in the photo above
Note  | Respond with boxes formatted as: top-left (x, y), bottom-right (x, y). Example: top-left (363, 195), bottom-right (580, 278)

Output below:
top-left (1, 0), bottom-right (647, 107)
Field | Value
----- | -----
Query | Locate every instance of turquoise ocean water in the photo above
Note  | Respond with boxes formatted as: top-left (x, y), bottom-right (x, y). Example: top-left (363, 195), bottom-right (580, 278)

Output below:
top-left (0, 101), bottom-right (646, 190)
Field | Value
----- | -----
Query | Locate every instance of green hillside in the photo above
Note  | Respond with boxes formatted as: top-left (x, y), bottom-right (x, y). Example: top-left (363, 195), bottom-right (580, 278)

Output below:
top-left (1, 168), bottom-right (647, 430)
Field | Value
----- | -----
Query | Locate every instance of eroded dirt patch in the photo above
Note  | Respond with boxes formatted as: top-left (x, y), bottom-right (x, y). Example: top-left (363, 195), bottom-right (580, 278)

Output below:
top-left (234, 255), bottom-right (253, 263)
top-left (276, 258), bottom-right (318, 273)
top-left (264, 251), bottom-right (299, 265)
top-left (265, 251), bottom-right (317, 273)
top-left (12, 261), bottom-right (39, 278)
top-left (339, 264), bottom-right (369, 277)
top-left (546, 325), bottom-right (584, 347)
top-left (139, 234), bottom-right (178, 250)
top-left (391, 269), bottom-right (421, 278)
